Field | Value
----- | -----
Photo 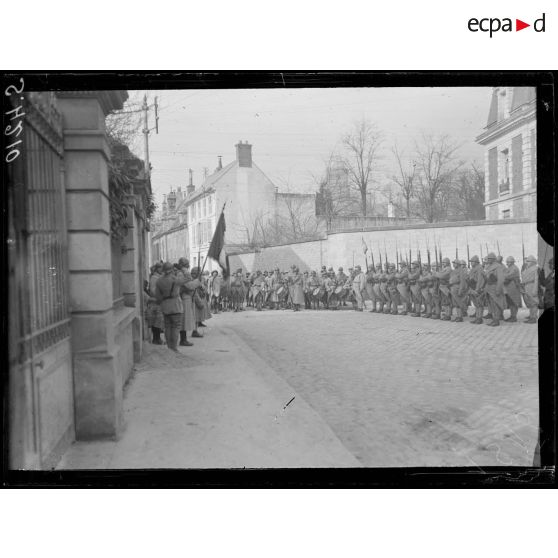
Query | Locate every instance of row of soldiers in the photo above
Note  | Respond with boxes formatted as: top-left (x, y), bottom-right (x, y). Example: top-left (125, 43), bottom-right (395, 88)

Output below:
top-left (359, 252), bottom-right (545, 326)
top-left (212, 253), bottom-right (553, 326)
top-left (145, 258), bottom-right (212, 351)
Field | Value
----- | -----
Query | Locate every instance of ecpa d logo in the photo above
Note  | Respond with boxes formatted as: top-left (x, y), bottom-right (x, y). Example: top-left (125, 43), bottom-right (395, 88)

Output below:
top-left (468, 13), bottom-right (546, 37)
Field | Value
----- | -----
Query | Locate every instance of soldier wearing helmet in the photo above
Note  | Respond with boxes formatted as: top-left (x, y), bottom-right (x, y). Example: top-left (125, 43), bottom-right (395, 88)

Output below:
top-left (436, 257), bottom-right (452, 320)
top-left (386, 263), bottom-right (400, 315)
top-left (408, 260), bottom-right (422, 317)
top-left (418, 262), bottom-right (432, 318)
top-left (365, 263), bottom-right (377, 312)
top-left (395, 261), bottom-right (411, 315)
top-left (483, 252), bottom-right (505, 326)
top-left (467, 255), bottom-right (486, 324)
top-left (449, 257), bottom-right (468, 322)
top-left (503, 255), bottom-right (522, 322)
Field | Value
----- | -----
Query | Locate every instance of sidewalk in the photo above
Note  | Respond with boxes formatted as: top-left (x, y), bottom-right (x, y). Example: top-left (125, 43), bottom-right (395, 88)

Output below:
top-left (57, 323), bottom-right (361, 469)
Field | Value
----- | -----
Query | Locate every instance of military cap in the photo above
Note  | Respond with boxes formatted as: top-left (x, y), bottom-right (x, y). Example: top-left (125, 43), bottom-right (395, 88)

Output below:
top-left (486, 252), bottom-right (496, 260)
top-left (162, 262), bottom-right (173, 272)
top-left (355, 265), bottom-right (361, 270)
top-left (178, 257), bottom-right (189, 266)
top-left (506, 256), bottom-right (515, 263)
top-left (442, 257), bottom-right (451, 264)
top-left (376, 263), bottom-right (382, 269)
top-left (412, 260), bottom-right (420, 266)
top-left (452, 257), bottom-right (460, 264)
top-left (399, 261), bottom-right (408, 266)
top-left (469, 255), bottom-right (480, 263)
top-left (460, 259), bottom-right (467, 266)
top-left (338, 267), bottom-right (344, 271)
top-left (525, 255), bottom-right (537, 263)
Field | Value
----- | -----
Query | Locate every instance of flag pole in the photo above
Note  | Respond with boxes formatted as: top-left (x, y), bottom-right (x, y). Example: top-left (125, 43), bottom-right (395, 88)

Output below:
top-left (201, 202), bottom-right (227, 275)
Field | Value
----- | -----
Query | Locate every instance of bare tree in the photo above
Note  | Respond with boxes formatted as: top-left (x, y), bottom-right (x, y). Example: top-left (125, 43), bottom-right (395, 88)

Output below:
top-left (341, 119), bottom-right (383, 217)
top-left (313, 152), bottom-right (360, 226)
top-left (449, 163), bottom-right (486, 221)
top-left (105, 93), bottom-right (143, 153)
top-left (413, 134), bottom-right (463, 223)
top-left (274, 189), bottom-right (319, 242)
top-left (391, 144), bottom-right (417, 218)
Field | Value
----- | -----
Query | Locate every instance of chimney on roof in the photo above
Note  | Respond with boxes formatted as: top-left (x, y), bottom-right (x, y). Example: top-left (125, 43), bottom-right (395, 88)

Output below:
top-left (187, 168), bottom-right (195, 195)
top-left (167, 188), bottom-right (177, 212)
top-left (235, 141), bottom-right (252, 168)
top-left (216, 156), bottom-right (223, 172)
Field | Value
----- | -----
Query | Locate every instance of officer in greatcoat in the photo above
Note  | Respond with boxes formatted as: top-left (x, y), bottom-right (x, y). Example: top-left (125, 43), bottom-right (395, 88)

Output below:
top-left (352, 265), bottom-right (366, 311)
top-left (155, 262), bottom-right (200, 352)
top-left (176, 258), bottom-right (198, 346)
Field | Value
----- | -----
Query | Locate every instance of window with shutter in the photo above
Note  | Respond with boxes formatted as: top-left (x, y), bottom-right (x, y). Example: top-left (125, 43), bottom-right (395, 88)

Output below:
top-left (488, 147), bottom-right (498, 200)
top-left (512, 134), bottom-right (523, 193)
top-left (530, 129), bottom-right (536, 188)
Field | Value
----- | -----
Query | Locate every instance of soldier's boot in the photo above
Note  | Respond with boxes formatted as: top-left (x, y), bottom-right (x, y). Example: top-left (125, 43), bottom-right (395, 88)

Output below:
top-left (505, 305), bottom-right (518, 322)
top-left (524, 306), bottom-right (538, 323)
top-left (152, 327), bottom-right (163, 344)
top-left (471, 306), bottom-right (482, 324)
top-left (179, 330), bottom-right (193, 346)
top-left (454, 308), bottom-right (463, 322)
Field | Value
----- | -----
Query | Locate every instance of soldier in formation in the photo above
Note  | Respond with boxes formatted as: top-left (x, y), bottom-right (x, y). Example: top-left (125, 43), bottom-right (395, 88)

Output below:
top-left (152, 247), bottom-right (551, 326)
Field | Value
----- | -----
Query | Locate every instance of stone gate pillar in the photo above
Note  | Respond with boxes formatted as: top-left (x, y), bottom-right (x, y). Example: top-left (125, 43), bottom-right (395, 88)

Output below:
top-left (57, 91), bottom-right (128, 439)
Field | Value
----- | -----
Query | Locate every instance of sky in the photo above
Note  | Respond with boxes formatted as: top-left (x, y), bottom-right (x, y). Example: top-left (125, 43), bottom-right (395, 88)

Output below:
top-left (126, 87), bottom-right (493, 207)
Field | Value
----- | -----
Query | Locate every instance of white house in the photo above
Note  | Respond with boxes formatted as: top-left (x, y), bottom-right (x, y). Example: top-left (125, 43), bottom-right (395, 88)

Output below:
top-left (152, 141), bottom-right (280, 271)
top-left (476, 86), bottom-right (536, 221)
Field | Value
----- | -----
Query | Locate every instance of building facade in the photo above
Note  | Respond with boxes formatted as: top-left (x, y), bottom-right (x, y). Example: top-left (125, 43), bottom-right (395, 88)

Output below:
top-left (151, 141), bottom-right (316, 271)
top-left (476, 86), bottom-right (536, 221)
top-left (7, 89), bottom-right (150, 469)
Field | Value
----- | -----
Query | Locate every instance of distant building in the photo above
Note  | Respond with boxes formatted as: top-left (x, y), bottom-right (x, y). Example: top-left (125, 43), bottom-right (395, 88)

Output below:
top-left (476, 86), bottom-right (536, 220)
top-left (151, 142), bottom-right (317, 269)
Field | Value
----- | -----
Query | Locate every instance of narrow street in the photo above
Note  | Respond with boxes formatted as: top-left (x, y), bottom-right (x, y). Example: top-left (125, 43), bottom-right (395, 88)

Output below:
top-left (58, 306), bottom-right (538, 469)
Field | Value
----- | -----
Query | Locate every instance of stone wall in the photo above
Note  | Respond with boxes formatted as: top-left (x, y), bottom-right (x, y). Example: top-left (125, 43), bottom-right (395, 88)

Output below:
top-left (230, 239), bottom-right (326, 273)
top-left (228, 218), bottom-right (550, 273)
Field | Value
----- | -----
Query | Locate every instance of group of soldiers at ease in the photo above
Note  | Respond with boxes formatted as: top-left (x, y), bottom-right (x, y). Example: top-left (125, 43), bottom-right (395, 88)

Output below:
top-left (146, 251), bottom-right (554, 351)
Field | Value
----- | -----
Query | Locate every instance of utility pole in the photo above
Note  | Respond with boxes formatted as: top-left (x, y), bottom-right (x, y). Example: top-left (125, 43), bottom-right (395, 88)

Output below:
top-left (142, 94), bottom-right (151, 179)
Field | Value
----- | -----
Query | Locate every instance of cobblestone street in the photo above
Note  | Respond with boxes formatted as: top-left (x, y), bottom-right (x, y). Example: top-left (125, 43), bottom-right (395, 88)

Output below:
top-left (219, 305), bottom-right (539, 467)
top-left (58, 304), bottom-right (540, 469)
